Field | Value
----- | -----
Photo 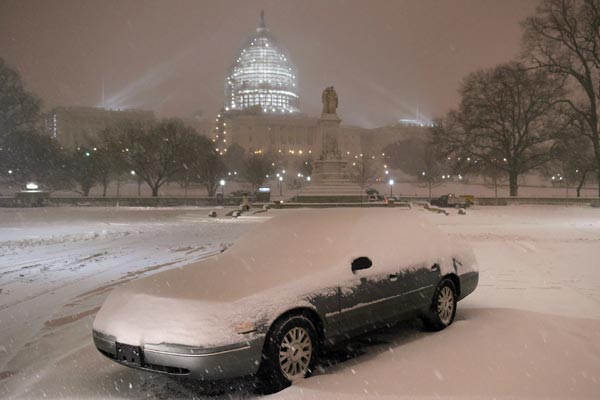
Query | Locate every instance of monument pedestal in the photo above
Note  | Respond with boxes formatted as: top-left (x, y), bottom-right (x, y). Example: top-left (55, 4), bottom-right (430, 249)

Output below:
top-left (295, 112), bottom-right (364, 202)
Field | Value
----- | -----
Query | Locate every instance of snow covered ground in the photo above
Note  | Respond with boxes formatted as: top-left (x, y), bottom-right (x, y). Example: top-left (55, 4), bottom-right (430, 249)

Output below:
top-left (0, 205), bottom-right (599, 399)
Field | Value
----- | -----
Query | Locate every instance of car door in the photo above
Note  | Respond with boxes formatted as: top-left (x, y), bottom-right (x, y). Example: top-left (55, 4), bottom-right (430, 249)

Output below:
top-left (337, 256), bottom-right (402, 335)
top-left (398, 262), bottom-right (442, 312)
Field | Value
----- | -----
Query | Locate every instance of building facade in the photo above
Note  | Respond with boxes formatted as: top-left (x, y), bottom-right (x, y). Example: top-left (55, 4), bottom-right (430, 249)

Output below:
top-left (49, 107), bottom-right (155, 148)
top-left (214, 12), bottom-right (429, 162)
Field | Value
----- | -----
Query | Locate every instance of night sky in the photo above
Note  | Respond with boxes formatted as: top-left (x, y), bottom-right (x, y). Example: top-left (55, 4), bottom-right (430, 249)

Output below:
top-left (0, 0), bottom-right (538, 127)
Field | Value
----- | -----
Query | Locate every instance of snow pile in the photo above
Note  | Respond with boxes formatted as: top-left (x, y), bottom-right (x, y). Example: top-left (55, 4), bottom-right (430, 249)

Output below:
top-left (93, 208), bottom-right (476, 347)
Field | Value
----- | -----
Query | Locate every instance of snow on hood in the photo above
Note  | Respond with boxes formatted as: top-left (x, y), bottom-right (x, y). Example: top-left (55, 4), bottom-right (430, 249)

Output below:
top-left (93, 208), bottom-right (477, 347)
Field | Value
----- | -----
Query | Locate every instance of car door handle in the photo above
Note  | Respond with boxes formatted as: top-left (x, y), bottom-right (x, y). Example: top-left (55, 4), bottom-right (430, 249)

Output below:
top-left (431, 264), bottom-right (440, 272)
top-left (388, 274), bottom-right (398, 282)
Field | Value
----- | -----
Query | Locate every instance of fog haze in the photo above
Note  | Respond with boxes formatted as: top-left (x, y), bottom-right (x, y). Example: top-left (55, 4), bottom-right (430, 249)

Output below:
top-left (0, 0), bottom-right (537, 127)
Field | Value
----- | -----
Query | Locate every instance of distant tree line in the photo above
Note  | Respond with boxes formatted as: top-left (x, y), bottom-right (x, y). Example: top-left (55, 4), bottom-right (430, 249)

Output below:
top-left (0, 58), bottom-right (284, 197)
top-left (384, 0), bottom-right (600, 197)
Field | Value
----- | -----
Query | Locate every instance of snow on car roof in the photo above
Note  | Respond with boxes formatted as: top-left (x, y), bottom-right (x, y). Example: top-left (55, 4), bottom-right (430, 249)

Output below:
top-left (93, 208), bottom-right (470, 347)
top-left (120, 208), bottom-right (455, 302)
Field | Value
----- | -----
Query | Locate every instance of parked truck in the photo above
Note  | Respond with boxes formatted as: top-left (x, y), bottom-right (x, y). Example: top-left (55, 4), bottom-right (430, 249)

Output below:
top-left (430, 194), bottom-right (474, 208)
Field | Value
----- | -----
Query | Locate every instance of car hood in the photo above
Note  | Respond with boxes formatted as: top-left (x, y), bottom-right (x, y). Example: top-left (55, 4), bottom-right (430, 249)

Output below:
top-left (92, 250), bottom-right (340, 348)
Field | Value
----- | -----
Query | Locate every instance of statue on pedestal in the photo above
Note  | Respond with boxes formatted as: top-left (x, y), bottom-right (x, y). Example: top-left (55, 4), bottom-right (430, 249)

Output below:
top-left (321, 86), bottom-right (338, 115)
top-left (319, 86), bottom-right (341, 160)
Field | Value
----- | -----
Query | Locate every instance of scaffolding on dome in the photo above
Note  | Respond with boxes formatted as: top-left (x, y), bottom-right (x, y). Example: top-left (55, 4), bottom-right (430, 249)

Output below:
top-left (224, 11), bottom-right (300, 114)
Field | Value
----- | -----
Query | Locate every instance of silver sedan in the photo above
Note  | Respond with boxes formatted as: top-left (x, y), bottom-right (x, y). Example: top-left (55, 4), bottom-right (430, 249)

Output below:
top-left (93, 208), bottom-right (478, 391)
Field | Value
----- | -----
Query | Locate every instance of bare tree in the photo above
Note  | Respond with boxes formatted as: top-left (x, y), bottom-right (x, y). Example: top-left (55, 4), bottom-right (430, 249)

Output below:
top-left (224, 143), bottom-right (246, 174)
top-left (384, 137), bottom-right (445, 199)
top-left (97, 129), bottom-right (131, 197)
top-left (0, 58), bottom-right (42, 142)
top-left (193, 144), bottom-right (227, 197)
top-left (481, 161), bottom-right (507, 201)
top-left (104, 119), bottom-right (197, 197)
top-left (0, 59), bottom-right (63, 188)
top-left (522, 0), bottom-right (600, 196)
top-left (550, 120), bottom-right (597, 197)
top-left (1, 130), bottom-right (71, 191)
top-left (242, 153), bottom-right (275, 192)
top-left (417, 143), bottom-right (446, 199)
top-left (68, 147), bottom-right (100, 197)
top-left (433, 62), bottom-right (564, 196)
top-left (350, 155), bottom-right (376, 197)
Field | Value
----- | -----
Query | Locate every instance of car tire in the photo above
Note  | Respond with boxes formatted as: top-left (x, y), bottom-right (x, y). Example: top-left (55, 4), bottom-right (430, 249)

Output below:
top-left (256, 314), bottom-right (318, 393)
top-left (423, 279), bottom-right (457, 331)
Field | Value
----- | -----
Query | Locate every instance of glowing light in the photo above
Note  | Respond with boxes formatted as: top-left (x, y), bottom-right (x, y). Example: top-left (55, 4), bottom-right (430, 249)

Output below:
top-left (26, 182), bottom-right (39, 190)
top-left (220, 179), bottom-right (226, 186)
top-left (388, 179), bottom-right (394, 186)
top-left (225, 14), bottom-right (300, 113)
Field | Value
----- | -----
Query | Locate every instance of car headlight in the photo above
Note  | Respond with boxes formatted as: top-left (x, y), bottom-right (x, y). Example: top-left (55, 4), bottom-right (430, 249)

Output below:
top-left (232, 320), bottom-right (257, 334)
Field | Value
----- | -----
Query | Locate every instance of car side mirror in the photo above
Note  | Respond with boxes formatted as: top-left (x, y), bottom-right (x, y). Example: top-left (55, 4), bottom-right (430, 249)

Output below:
top-left (351, 257), bottom-right (372, 274)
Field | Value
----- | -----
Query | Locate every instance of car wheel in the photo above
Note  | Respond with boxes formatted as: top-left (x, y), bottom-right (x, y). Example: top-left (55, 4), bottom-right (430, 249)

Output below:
top-left (423, 279), bottom-right (457, 331)
top-left (257, 315), bottom-right (318, 393)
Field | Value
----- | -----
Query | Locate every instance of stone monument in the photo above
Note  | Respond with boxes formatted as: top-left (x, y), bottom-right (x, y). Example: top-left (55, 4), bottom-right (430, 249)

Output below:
top-left (319, 86), bottom-right (342, 160)
top-left (296, 87), bottom-right (364, 202)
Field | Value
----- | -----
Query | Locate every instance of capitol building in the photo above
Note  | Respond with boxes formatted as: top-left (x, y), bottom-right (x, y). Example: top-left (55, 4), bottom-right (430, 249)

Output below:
top-left (214, 12), bottom-right (427, 161)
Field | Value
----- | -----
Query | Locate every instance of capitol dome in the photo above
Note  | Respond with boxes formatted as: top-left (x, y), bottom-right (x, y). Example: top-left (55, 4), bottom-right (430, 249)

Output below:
top-left (225, 12), bottom-right (300, 114)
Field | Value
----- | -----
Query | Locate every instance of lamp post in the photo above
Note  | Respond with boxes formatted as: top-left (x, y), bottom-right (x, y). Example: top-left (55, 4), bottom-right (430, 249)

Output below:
top-left (388, 179), bottom-right (394, 197)
top-left (278, 176), bottom-right (283, 196)
top-left (219, 179), bottom-right (226, 195)
top-left (131, 170), bottom-right (142, 197)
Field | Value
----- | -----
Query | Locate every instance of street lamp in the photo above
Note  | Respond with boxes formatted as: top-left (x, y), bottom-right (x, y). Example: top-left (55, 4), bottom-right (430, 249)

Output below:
top-left (219, 179), bottom-right (226, 195)
top-left (130, 171), bottom-right (141, 196)
top-left (278, 176), bottom-right (283, 196)
top-left (388, 179), bottom-right (394, 197)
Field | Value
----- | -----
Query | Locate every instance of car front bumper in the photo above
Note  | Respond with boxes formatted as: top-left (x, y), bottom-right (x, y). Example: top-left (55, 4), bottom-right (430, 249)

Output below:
top-left (93, 330), bottom-right (265, 380)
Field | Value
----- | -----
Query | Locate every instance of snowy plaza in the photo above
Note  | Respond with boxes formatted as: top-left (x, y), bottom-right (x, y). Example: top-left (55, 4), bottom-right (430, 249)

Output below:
top-left (2, 1), bottom-right (600, 398)
top-left (1, 204), bottom-right (599, 399)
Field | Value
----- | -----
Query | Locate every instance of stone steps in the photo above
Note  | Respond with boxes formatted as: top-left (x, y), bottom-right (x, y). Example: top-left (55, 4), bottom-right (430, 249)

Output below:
top-left (299, 182), bottom-right (365, 196)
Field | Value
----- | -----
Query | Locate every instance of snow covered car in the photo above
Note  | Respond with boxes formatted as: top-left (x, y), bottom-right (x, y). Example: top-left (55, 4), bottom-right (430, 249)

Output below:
top-left (92, 208), bottom-right (478, 390)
